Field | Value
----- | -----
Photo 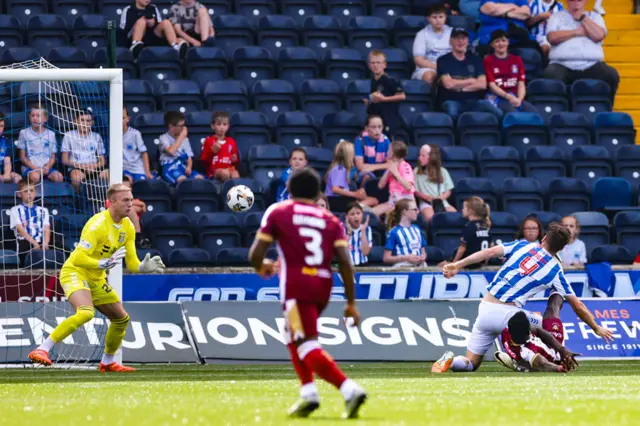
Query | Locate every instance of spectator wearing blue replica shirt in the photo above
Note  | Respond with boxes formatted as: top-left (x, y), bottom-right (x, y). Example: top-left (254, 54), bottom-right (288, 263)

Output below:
top-left (276, 147), bottom-right (308, 202)
top-left (158, 111), bottom-right (204, 185)
top-left (383, 199), bottom-right (427, 268)
top-left (0, 113), bottom-right (21, 184)
top-left (353, 115), bottom-right (392, 185)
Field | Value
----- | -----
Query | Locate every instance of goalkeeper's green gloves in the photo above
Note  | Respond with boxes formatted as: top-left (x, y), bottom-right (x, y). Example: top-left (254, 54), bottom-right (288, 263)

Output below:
top-left (99, 247), bottom-right (127, 270)
top-left (138, 253), bottom-right (166, 273)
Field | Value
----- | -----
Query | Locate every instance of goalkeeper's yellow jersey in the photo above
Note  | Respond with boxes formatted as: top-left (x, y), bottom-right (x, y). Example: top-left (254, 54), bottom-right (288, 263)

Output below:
top-left (61, 210), bottom-right (141, 283)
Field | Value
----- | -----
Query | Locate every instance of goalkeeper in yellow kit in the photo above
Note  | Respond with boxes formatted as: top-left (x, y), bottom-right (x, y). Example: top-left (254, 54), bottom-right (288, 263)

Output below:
top-left (28, 183), bottom-right (166, 372)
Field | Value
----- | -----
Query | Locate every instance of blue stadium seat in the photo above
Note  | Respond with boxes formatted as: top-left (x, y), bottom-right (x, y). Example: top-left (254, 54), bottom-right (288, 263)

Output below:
top-left (615, 145), bottom-right (640, 186)
top-left (458, 112), bottom-right (501, 155)
top-left (0, 47), bottom-right (42, 67)
top-left (274, 111), bottom-right (319, 151)
top-left (305, 147), bottom-right (333, 176)
top-left (159, 80), bottom-right (202, 113)
top-left (26, 14), bottom-right (69, 55)
top-left (425, 246), bottom-right (445, 265)
top-left (547, 178), bottom-right (590, 217)
top-left (412, 113), bottom-right (455, 147)
top-left (301, 16), bottom-right (345, 55)
top-left (132, 179), bottom-right (173, 213)
top-left (572, 211), bottom-right (610, 252)
top-left (23, 250), bottom-right (66, 269)
top-left (502, 178), bottom-right (545, 219)
top-left (490, 212), bottom-right (519, 245)
top-left (0, 250), bottom-right (20, 269)
top-left (253, 169), bottom-right (285, 192)
top-left (549, 112), bottom-right (592, 157)
top-left (149, 213), bottom-right (194, 257)
top-left (134, 112), bottom-right (166, 137)
top-left (256, 15), bottom-right (300, 56)
top-left (52, 213), bottom-right (90, 239)
top-left (152, 1), bottom-right (175, 18)
top-left (0, 15), bottom-right (24, 48)
top-left (326, 0), bottom-right (366, 26)
top-left (185, 47), bottom-right (228, 90)
top-left (42, 182), bottom-right (76, 217)
top-left (400, 79), bottom-right (433, 126)
top-left (570, 79), bottom-right (612, 122)
top-left (203, 80), bottom-right (249, 114)
top-left (527, 211), bottom-right (562, 228)
top-left (441, 146), bottom-right (476, 183)
top-left (221, 178), bottom-right (266, 211)
top-left (325, 48), bottom-right (366, 89)
top-left (72, 14), bottom-right (107, 58)
top-left (228, 112), bottom-right (271, 161)
top-left (392, 15), bottom-right (427, 56)
top-left (589, 244), bottom-right (633, 265)
top-left (53, 0), bottom-right (94, 25)
top-left (502, 112), bottom-right (547, 157)
top-left (248, 144), bottom-right (289, 171)
top-left (242, 210), bottom-right (265, 244)
top-left (94, 47), bottom-right (136, 79)
top-left (281, 0), bottom-right (322, 24)
top-left (98, 0), bottom-right (130, 21)
top-left (216, 248), bottom-right (251, 266)
top-left (347, 16), bottom-right (389, 53)
top-left (593, 112), bottom-right (636, 157)
top-left (453, 178), bottom-right (498, 211)
top-left (371, 0), bottom-right (411, 25)
top-left (380, 48), bottom-right (411, 80)
top-left (431, 212), bottom-right (466, 258)
top-left (7, 1), bottom-right (48, 25)
top-left (138, 47), bottom-right (182, 91)
top-left (523, 146), bottom-right (566, 190)
top-left (213, 14), bottom-right (255, 57)
top-left (234, 0), bottom-right (276, 23)
top-left (167, 248), bottom-right (211, 267)
top-left (511, 48), bottom-right (543, 80)
top-left (614, 211), bottom-right (640, 257)
top-left (199, 0), bottom-right (231, 15)
top-left (231, 46), bottom-right (275, 88)
top-left (276, 47), bottom-right (321, 90)
top-left (478, 146), bottom-right (521, 188)
top-left (251, 79), bottom-right (297, 124)
top-left (344, 79), bottom-right (371, 123)
top-left (176, 180), bottom-right (220, 223)
top-left (124, 80), bottom-right (156, 120)
top-left (185, 111), bottom-right (214, 150)
top-left (446, 15), bottom-right (476, 32)
top-left (197, 213), bottom-right (243, 257)
top-left (367, 246), bottom-right (384, 265)
top-left (591, 177), bottom-right (633, 211)
top-left (299, 79), bottom-right (342, 124)
top-left (45, 46), bottom-right (87, 68)
top-left (526, 79), bottom-right (569, 123)
top-left (571, 146), bottom-right (612, 186)
top-left (321, 111), bottom-right (362, 150)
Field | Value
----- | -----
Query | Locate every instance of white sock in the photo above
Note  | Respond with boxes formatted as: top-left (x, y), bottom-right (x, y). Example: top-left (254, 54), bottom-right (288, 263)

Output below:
top-left (450, 356), bottom-right (474, 372)
top-left (339, 379), bottom-right (359, 401)
top-left (300, 382), bottom-right (319, 401)
top-left (38, 337), bottom-right (55, 352)
top-left (101, 353), bottom-right (116, 365)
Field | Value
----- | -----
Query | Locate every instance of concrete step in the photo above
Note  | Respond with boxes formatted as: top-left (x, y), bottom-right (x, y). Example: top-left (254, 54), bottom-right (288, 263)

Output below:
top-left (618, 78), bottom-right (640, 94)
top-left (604, 46), bottom-right (640, 63)
top-left (605, 30), bottom-right (640, 46)
top-left (604, 14), bottom-right (640, 30)
top-left (609, 63), bottom-right (640, 78)
top-left (613, 95), bottom-right (640, 110)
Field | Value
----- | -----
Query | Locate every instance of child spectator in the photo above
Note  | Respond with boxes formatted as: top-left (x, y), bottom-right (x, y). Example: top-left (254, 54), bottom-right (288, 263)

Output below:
top-left (170, 0), bottom-right (215, 47)
top-left (412, 4), bottom-right (452, 85)
top-left (120, 0), bottom-right (188, 58)
top-left (365, 50), bottom-right (406, 139)
top-left (452, 196), bottom-right (492, 267)
top-left (316, 194), bottom-right (330, 211)
top-left (16, 106), bottom-right (63, 184)
top-left (0, 113), bottom-right (21, 184)
top-left (123, 106), bottom-right (155, 182)
top-left (201, 111), bottom-right (239, 181)
top-left (325, 140), bottom-right (378, 208)
top-left (414, 144), bottom-right (456, 222)
top-left (345, 202), bottom-right (372, 266)
top-left (372, 140), bottom-right (415, 218)
top-left (526, 0), bottom-right (564, 58)
top-left (276, 148), bottom-right (308, 202)
top-left (61, 110), bottom-right (109, 191)
top-left (383, 199), bottom-right (427, 267)
top-left (516, 215), bottom-right (544, 243)
top-left (158, 111), bottom-right (204, 184)
top-left (354, 115), bottom-right (392, 183)
top-left (558, 215), bottom-right (587, 267)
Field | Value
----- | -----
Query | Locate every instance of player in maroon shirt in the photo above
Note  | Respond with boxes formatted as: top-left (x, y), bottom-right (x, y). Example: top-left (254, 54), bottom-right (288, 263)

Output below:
top-left (249, 168), bottom-right (367, 420)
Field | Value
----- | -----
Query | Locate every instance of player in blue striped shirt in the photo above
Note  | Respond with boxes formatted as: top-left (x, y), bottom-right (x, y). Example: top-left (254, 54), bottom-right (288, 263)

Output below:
top-left (345, 202), bottom-right (372, 266)
top-left (383, 199), bottom-right (427, 267)
top-left (432, 223), bottom-right (614, 373)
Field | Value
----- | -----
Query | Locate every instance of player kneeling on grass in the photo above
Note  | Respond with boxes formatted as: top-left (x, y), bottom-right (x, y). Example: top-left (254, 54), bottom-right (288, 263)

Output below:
top-left (249, 168), bottom-right (367, 420)
top-left (28, 183), bottom-right (165, 372)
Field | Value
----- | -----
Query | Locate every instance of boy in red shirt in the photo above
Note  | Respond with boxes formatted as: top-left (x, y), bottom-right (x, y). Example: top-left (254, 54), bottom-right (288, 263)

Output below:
top-left (201, 111), bottom-right (240, 181)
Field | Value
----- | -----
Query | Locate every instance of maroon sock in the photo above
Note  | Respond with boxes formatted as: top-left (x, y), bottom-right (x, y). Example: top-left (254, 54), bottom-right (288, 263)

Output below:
top-left (303, 348), bottom-right (347, 390)
top-left (288, 343), bottom-right (313, 385)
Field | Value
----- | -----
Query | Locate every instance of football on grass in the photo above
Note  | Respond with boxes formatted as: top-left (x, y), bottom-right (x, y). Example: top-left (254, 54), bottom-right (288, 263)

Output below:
top-left (227, 185), bottom-right (254, 212)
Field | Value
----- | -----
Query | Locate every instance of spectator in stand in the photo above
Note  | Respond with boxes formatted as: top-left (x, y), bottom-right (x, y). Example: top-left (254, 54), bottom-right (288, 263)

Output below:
top-left (484, 30), bottom-right (538, 116)
top-left (477, 0), bottom-right (536, 55)
top-left (451, 196), bottom-right (492, 267)
top-left (170, 0), bottom-right (215, 47)
top-left (412, 4), bottom-right (453, 86)
top-left (460, 0), bottom-right (482, 20)
top-left (201, 111), bottom-right (239, 181)
top-left (543, 0), bottom-right (619, 98)
top-left (558, 215), bottom-right (587, 267)
top-left (345, 202), bottom-right (372, 266)
top-left (16, 106), bottom-right (64, 184)
top-left (120, 0), bottom-right (188, 59)
top-left (123, 106), bottom-right (155, 182)
top-left (527, 0), bottom-right (564, 58)
top-left (372, 140), bottom-right (415, 218)
top-left (61, 110), bottom-right (109, 191)
top-left (325, 140), bottom-right (379, 207)
top-left (276, 148), bottom-right (308, 202)
top-left (383, 199), bottom-right (427, 267)
top-left (414, 144), bottom-right (456, 223)
top-left (158, 111), bottom-right (204, 185)
top-left (315, 193), bottom-right (330, 211)
top-left (515, 215), bottom-right (544, 243)
top-left (365, 50), bottom-right (406, 139)
top-left (0, 113), bottom-right (21, 184)
top-left (354, 115), bottom-right (392, 184)
top-left (436, 28), bottom-right (500, 121)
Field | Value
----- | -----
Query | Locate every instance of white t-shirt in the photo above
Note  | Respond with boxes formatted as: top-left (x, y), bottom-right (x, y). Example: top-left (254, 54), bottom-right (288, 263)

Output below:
top-left (547, 11), bottom-right (606, 70)
top-left (158, 132), bottom-right (194, 165)
top-left (16, 127), bottom-right (57, 169)
top-left (412, 25), bottom-right (452, 66)
top-left (123, 127), bottom-right (148, 174)
top-left (61, 130), bottom-right (106, 165)
top-left (558, 239), bottom-right (587, 266)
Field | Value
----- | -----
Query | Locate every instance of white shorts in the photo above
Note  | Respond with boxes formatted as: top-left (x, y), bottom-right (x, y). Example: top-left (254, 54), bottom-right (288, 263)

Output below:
top-left (412, 67), bottom-right (436, 81)
top-left (467, 301), bottom-right (543, 356)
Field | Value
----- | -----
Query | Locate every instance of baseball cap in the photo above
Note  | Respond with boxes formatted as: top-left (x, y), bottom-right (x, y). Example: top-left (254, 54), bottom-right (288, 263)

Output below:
top-left (490, 29), bottom-right (509, 43)
top-left (451, 28), bottom-right (469, 38)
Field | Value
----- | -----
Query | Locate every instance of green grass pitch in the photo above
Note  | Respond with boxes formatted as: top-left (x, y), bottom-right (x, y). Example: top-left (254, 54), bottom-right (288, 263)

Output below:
top-left (1, 362), bottom-right (639, 426)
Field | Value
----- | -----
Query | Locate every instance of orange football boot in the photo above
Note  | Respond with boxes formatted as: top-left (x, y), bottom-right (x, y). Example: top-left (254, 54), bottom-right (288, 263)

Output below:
top-left (99, 362), bottom-right (136, 372)
top-left (431, 351), bottom-right (454, 373)
top-left (28, 349), bottom-right (52, 366)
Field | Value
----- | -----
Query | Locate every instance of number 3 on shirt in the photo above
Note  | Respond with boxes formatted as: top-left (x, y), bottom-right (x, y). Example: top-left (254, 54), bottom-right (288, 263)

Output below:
top-left (299, 227), bottom-right (323, 266)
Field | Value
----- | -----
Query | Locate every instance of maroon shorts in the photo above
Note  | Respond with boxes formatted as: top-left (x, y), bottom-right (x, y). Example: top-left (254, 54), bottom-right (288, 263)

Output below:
top-left (542, 317), bottom-right (565, 344)
top-left (283, 299), bottom-right (328, 343)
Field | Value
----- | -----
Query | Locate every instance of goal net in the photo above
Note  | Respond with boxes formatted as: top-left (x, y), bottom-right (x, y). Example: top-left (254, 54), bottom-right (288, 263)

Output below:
top-left (0, 59), bottom-right (123, 367)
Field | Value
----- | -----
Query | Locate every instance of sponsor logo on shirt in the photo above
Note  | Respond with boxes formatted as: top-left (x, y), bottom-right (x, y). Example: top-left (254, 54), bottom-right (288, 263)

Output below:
top-left (79, 239), bottom-right (92, 249)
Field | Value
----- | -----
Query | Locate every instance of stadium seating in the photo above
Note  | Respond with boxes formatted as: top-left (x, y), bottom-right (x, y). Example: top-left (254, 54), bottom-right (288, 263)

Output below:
top-left (0, 15), bottom-right (24, 48)
top-left (0, 250), bottom-right (20, 269)
top-left (458, 112), bottom-right (502, 155)
top-left (256, 15), bottom-right (300, 56)
top-left (344, 79), bottom-right (370, 123)
top-left (148, 213), bottom-right (194, 258)
top-left (392, 16), bottom-right (426, 56)
top-left (431, 212), bottom-right (466, 258)
top-left (276, 47), bottom-right (321, 89)
top-left (478, 146), bottom-right (520, 188)
top-left (380, 48), bottom-right (411, 80)
top-left (213, 14), bottom-right (255, 56)
top-left (593, 112), bottom-right (637, 157)
top-left (124, 80), bottom-right (157, 119)
top-left (232, 46), bottom-right (276, 88)
top-left (325, 48), bottom-right (367, 90)
top-left (547, 178), bottom-right (591, 217)
top-left (184, 47), bottom-right (228, 90)
top-left (399, 79), bottom-right (433, 126)
top-left (7, 1), bottom-right (49, 25)
top-left (304, 147), bottom-right (333, 176)
top-left (548, 112), bottom-right (592, 156)
top-left (615, 145), bottom-right (640, 186)
top-left (299, 79), bottom-right (342, 124)
top-left (570, 146), bottom-right (613, 186)
top-left (502, 178), bottom-right (545, 219)
top-left (321, 111), bottom-right (362, 150)
top-left (160, 80), bottom-right (203, 113)
top-left (216, 247), bottom-right (252, 266)
top-left (204, 80), bottom-right (249, 113)
top-left (347, 16), bottom-right (389, 53)
top-left (502, 112), bottom-right (547, 157)
top-left (453, 178), bottom-right (498, 211)
top-left (176, 180), bottom-right (220, 223)
top-left (72, 14), bottom-right (107, 58)
top-left (132, 179), bottom-right (173, 213)
top-left (570, 79), bottom-right (612, 122)
top-left (138, 47), bottom-right (183, 91)
top-left (526, 79), bottom-right (569, 123)
top-left (281, 0), bottom-right (322, 24)
top-left (591, 178), bottom-right (633, 211)
top-left (441, 146), bottom-right (476, 182)
top-left (167, 248), bottom-right (211, 267)
top-left (197, 213), bottom-right (243, 257)
top-left (523, 146), bottom-right (567, 190)
top-left (301, 15), bottom-right (345, 54)
top-left (590, 244), bottom-right (634, 265)
top-left (228, 111), bottom-right (271, 160)
top-left (274, 111), bottom-right (319, 151)
top-left (23, 250), bottom-right (66, 269)
top-left (251, 79), bottom-right (297, 123)
top-left (55, 0), bottom-right (94, 25)
top-left (46, 46), bottom-right (88, 68)
top-left (94, 47), bottom-right (137, 79)
top-left (412, 113), bottom-right (455, 147)
top-left (426, 246), bottom-right (445, 266)
top-left (527, 211), bottom-right (562, 228)
top-left (489, 212), bottom-right (519, 244)
top-left (572, 211), bottom-right (610, 252)
top-left (613, 211), bottom-right (640, 256)
top-left (235, 0), bottom-right (277, 23)
top-left (27, 14), bottom-right (70, 54)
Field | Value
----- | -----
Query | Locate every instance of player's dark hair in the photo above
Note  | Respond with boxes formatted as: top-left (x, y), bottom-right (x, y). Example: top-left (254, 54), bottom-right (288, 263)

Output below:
top-left (212, 111), bottom-right (229, 124)
top-left (507, 311), bottom-right (530, 345)
top-left (515, 215), bottom-right (544, 242)
top-left (346, 201), bottom-right (363, 214)
top-left (289, 147), bottom-right (308, 161)
top-left (289, 167), bottom-right (320, 200)
top-left (427, 3), bottom-right (448, 16)
top-left (545, 222), bottom-right (571, 254)
top-left (164, 111), bottom-right (185, 127)
top-left (386, 198), bottom-right (413, 230)
top-left (465, 196), bottom-right (491, 229)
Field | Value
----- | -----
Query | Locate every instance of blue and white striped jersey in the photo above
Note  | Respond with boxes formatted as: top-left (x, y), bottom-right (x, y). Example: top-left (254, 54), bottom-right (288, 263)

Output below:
top-left (488, 240), bottom-right (574, 307)
top-left (9, 204), bottom-right (50, 244)
top-left (348, 225), bottom-right (372, 266)
top-left (385, 224), bottom-right (427, 256)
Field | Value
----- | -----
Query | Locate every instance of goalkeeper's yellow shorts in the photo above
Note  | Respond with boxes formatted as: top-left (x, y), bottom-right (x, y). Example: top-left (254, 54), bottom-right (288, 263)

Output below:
top-left (59, 267), bottom-right (120, 306)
